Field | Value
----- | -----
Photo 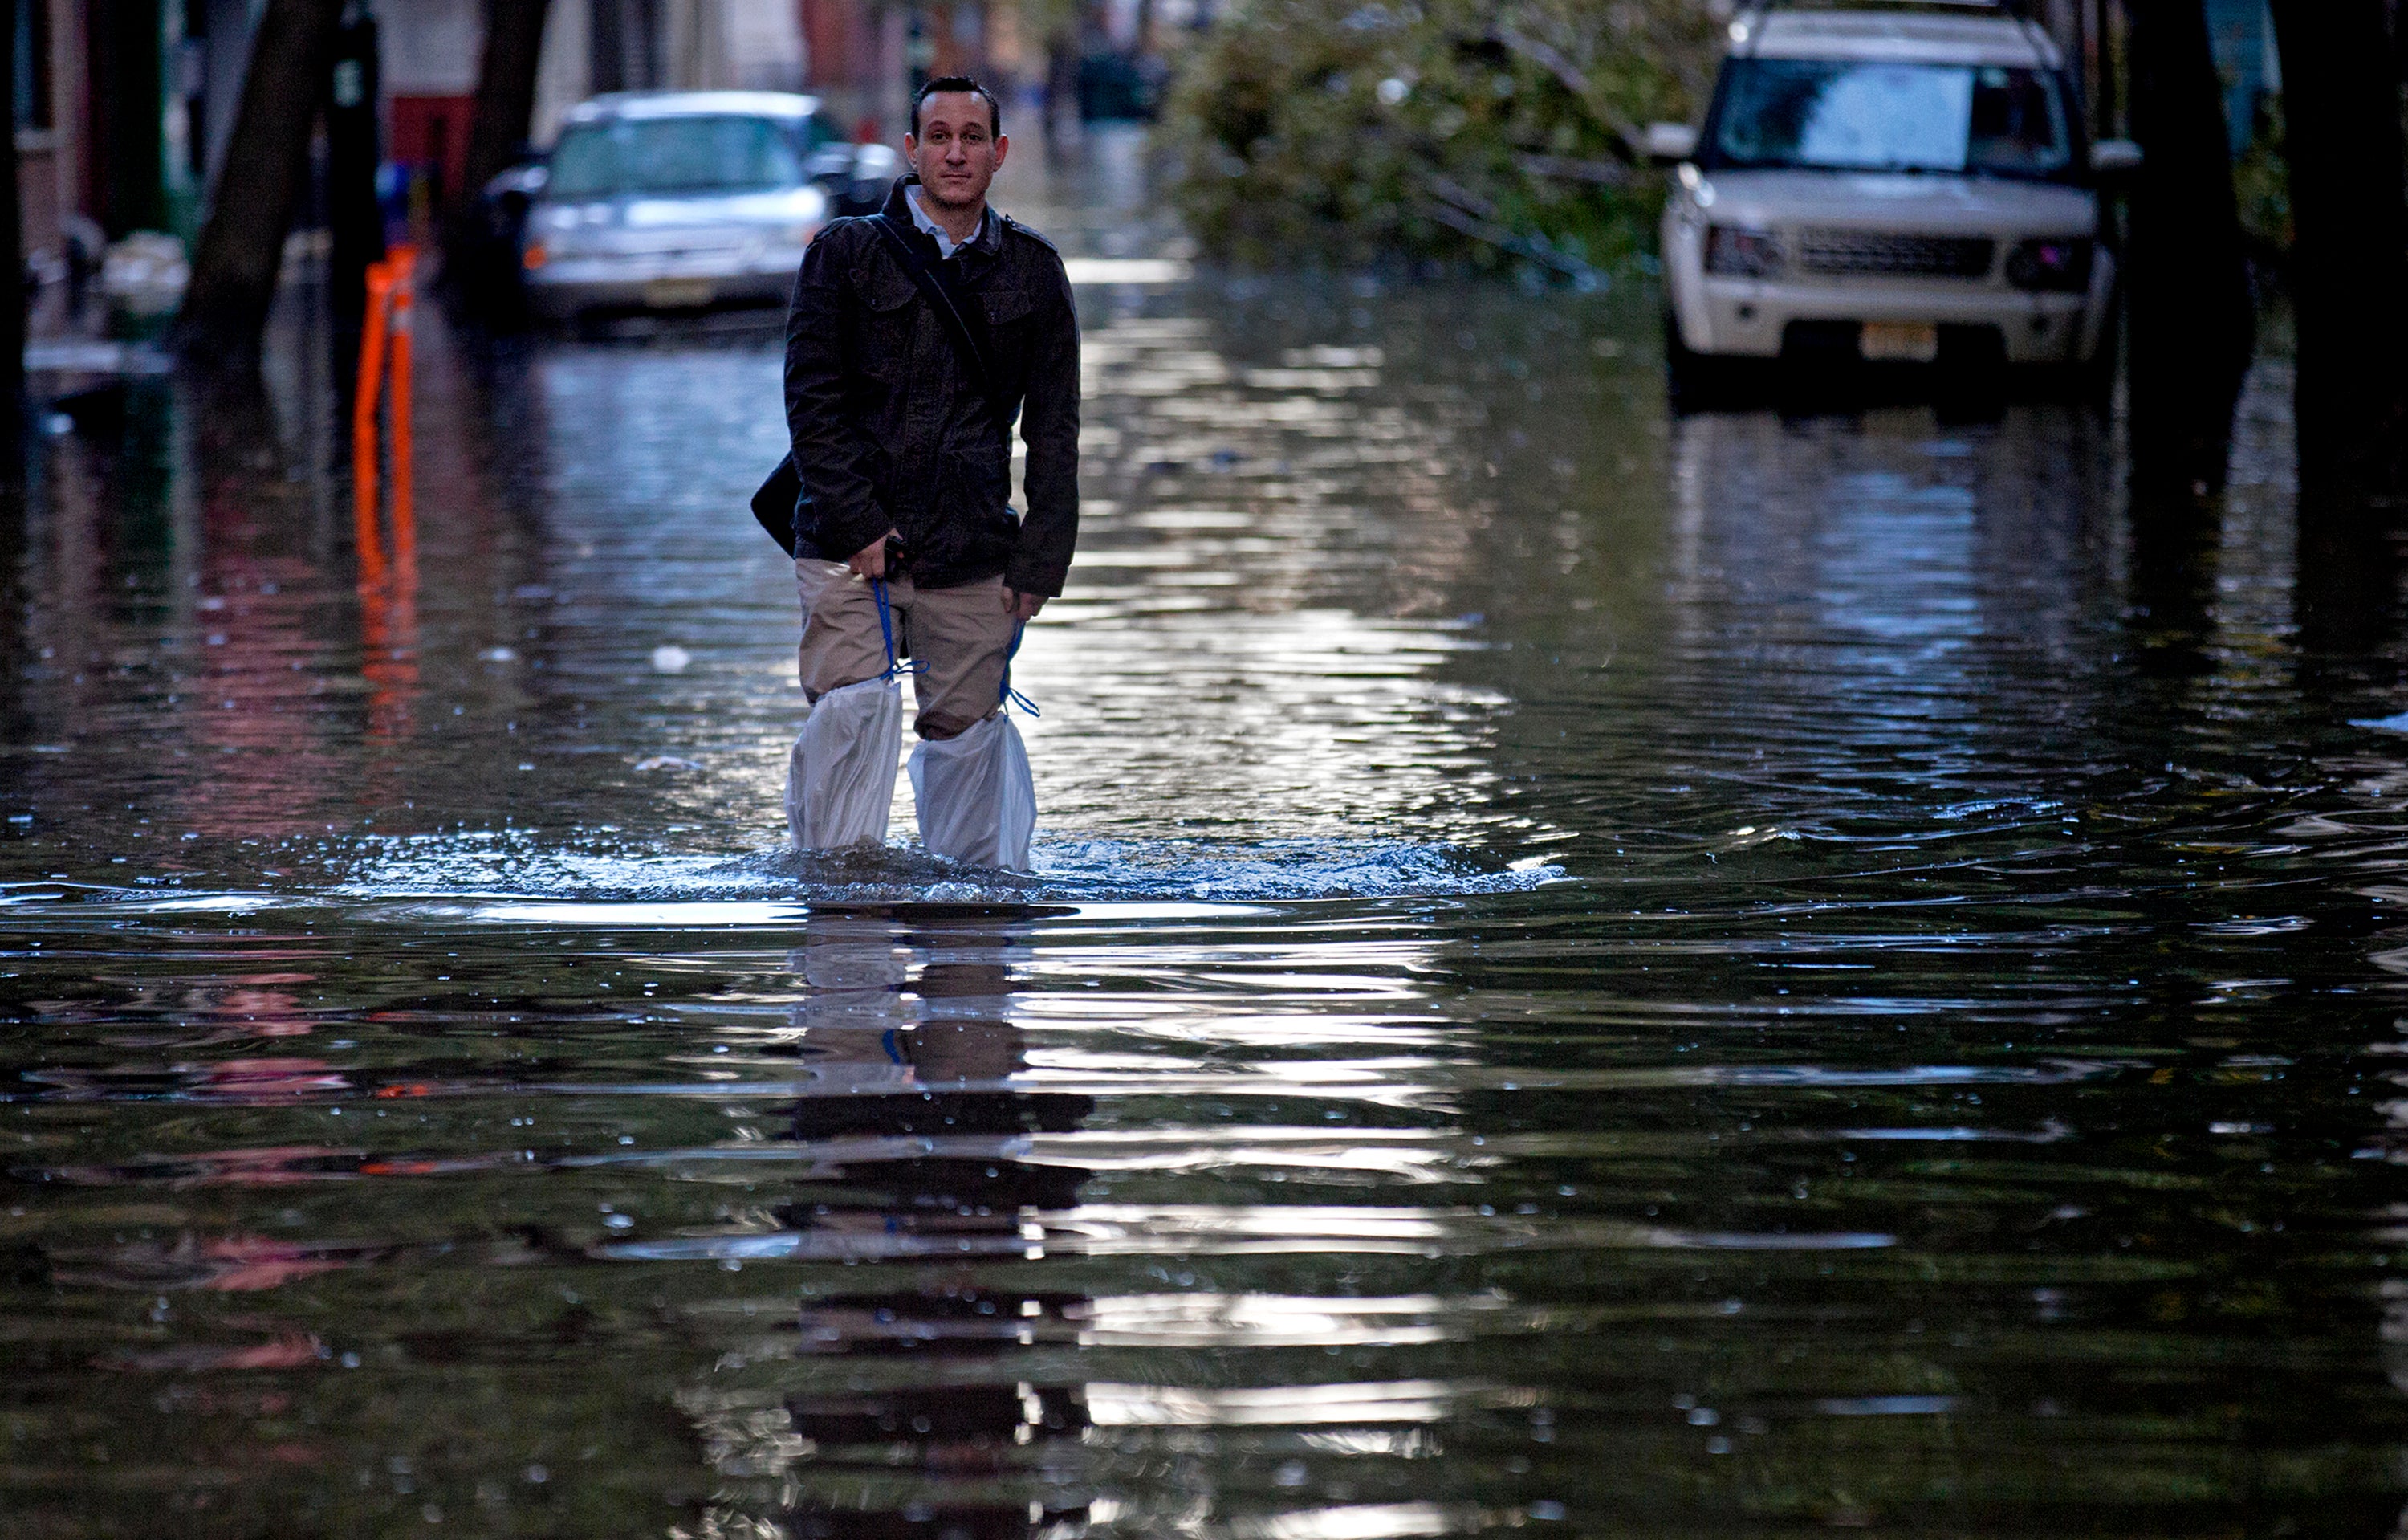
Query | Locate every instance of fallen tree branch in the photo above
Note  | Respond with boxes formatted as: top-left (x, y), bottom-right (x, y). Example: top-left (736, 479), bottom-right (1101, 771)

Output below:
top-left (1418, 177), bottom-right (1604, 284)
top-left (1489, 22), bottom-right (1643, 164)
top-left (1423, 171), bottom-right (1503, 222)
top-left (1516, 152), bottom-right (1633, 187)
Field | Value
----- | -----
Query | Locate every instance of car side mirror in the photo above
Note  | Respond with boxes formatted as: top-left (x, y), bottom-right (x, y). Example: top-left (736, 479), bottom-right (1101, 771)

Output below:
top-left (484, 162), bottom-right (547, 201)
top-left (1644, 122), bottom-right (1699, 165)
top-left (2089, 139), bottom-right (2142, 176)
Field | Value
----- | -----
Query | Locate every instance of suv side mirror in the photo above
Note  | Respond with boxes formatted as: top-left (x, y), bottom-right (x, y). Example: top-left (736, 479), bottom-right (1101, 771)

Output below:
top-left (851, 143), bottom-right (903, 185)
top-left (1644, 122), bottom-right (1699, 165)
top-left (2089, 139), bottom-right (2142, 176)
top-left (484, 162), bottom-right (547, 202)
top-left (806, 142), bottom-right (905, 216)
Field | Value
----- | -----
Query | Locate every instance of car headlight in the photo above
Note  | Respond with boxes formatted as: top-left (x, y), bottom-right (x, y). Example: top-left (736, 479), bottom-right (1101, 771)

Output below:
top-left (1704, 225), bottom-right (1784, 278)
top-left (783, 188), bottom-right (829, 247)
top-left (2006, 238), bottom-right (2093, 291)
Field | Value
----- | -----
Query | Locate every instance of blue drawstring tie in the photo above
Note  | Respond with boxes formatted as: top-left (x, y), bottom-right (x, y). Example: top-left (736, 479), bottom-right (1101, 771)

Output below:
top-left (999, 619), bottom-right (1039, 716)
top-left (876, 578), bottom-right (1034, 712)
top-left (872, 580), bottom-right (925, 682)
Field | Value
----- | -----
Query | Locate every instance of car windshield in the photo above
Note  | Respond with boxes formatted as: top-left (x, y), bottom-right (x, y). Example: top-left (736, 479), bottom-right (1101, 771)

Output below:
top-left (546, 114), bottom-right (807, 198)
top-left (1711, 59), bottom-right (2072, 177)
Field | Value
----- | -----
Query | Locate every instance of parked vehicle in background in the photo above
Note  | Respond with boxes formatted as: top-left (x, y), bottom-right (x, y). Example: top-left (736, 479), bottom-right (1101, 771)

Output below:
top-left (487, 92), bottom-right (901, 326)
top-left (1647, 0), bottom-right (2138, 405)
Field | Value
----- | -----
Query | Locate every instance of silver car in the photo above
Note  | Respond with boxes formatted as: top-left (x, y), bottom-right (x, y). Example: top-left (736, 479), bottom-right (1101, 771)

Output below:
top-left (517, 91), bottom-right (900, 321)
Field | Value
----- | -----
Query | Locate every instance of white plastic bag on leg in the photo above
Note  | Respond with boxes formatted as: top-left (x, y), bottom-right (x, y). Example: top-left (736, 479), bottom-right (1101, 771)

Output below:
top-left (908, 713), bottom-right (1035, 871)
top-left (786, 676), bottom-right (903, 851)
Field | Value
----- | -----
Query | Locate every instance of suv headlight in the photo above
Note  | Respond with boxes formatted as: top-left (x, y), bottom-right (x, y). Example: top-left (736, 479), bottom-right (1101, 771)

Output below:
top-left (1704, 226), bottom-right (1784, 278)
top-left (527, 205), bottom-right (588, 261)
top-left (2006, 238), bottom-right (2093, 292)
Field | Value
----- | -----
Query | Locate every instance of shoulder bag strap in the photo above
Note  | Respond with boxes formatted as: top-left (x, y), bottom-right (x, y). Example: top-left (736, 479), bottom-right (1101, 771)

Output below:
top-left (872, 210), bottom-right (1008, 421)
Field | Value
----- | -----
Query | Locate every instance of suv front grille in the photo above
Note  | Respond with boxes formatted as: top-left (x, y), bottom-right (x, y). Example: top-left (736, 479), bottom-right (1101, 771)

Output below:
top-left (1796, 230), bottom-right (1995, 279)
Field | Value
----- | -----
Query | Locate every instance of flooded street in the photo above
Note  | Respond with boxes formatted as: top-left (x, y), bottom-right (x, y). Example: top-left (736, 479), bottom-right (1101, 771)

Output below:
top-left (11, 136), bottom-right (2408, 1536)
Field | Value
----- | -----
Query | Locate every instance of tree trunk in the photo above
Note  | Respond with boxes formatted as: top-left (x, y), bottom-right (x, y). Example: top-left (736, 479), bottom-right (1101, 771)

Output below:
top-left (2268, 0), bottom-right (2408, 515)
top-left (0, 0), bottom-right (23, 471)
top-left (176, 0), bottom-right (348, 371)
top-left (2123, 0), bottom-right (2253, 499)
top-left (462, 0), bottom-right (552, 202)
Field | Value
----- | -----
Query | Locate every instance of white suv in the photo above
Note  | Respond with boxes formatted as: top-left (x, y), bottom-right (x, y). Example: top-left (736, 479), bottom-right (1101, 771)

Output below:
top-left (1649, 1), bottom-right (2136, 401)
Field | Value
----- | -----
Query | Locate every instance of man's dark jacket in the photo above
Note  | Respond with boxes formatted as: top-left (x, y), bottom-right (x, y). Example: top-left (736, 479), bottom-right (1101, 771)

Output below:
top-left (781, 177), bottom-right (1080, 594)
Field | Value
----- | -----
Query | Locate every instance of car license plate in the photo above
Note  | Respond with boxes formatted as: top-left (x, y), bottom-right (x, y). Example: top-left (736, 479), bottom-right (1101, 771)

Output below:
top-left (1860, 321), bottom-right (1939, 362)
top-left (643, 278), bottom-right (715, 309)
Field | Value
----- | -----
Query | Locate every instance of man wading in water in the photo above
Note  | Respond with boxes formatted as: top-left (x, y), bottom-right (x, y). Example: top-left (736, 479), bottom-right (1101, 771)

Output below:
top-left (778, 76), bottom-right (1079, 866)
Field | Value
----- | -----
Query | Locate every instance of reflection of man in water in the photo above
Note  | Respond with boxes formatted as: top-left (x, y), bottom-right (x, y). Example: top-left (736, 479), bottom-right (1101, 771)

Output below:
top-left (689, 914), bottom-right (1094, 1538)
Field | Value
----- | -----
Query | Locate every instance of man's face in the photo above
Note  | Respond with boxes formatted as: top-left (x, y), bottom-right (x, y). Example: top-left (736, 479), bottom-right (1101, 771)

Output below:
top-left (905, 92), bottom-right (1007, 211)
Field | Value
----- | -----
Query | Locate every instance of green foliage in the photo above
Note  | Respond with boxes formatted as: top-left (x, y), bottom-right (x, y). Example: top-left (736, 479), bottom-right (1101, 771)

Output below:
top-left (1159, 0), bottom-right (1719, 274)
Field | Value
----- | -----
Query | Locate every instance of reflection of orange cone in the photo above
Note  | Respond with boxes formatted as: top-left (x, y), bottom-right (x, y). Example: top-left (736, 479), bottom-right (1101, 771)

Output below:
top-left (389, 259), bottom-right (416, 581)
top-left (352, 246), bottom-right (419, 594)
top-left (362, 559), bottom-right (418, 742)
top-left (354, 248), bottom-right (421, 739)
top-left (352, 260), bottom-right (393, 587)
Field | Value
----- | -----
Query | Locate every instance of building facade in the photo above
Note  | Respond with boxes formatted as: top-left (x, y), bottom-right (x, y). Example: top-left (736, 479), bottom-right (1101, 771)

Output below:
top-left (532, 0), bottom-right (810, 143)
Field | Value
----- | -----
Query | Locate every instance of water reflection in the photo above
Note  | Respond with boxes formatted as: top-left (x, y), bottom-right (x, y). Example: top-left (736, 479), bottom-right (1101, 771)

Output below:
top-left (679, 911), bottom-right (1095, 1537)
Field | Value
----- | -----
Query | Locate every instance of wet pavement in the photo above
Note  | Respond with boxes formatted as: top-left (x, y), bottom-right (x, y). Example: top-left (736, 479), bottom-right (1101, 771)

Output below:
top-left (9, 132), bottom-right (2408, 1535)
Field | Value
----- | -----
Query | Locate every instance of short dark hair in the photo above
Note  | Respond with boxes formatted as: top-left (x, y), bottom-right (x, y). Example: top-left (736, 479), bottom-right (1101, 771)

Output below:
top-left (912, 75), bottom-right (1001, 138)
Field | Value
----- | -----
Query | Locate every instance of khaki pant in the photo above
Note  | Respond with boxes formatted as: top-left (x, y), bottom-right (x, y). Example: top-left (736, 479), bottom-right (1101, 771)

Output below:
top-left (795, 560), bottom-right (1017, 739)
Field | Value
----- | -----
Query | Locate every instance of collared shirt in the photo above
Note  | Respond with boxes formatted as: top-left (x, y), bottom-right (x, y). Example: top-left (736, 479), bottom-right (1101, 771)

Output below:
top-left (905, 186), bottom-right (997, 261)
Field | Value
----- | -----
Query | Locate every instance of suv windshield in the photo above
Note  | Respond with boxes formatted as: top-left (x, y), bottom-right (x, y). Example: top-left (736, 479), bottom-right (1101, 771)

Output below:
top-left (546, 114), bottom-right (807, 198)
top-left (1711, 59), bottom-right (2072, 177)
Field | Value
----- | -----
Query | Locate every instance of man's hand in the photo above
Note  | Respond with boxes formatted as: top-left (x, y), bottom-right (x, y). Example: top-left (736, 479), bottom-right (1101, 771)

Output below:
top-left (849, 531), bottom-right (900, 581)
top-left (1004, 589), bottom-right (1047, 623)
